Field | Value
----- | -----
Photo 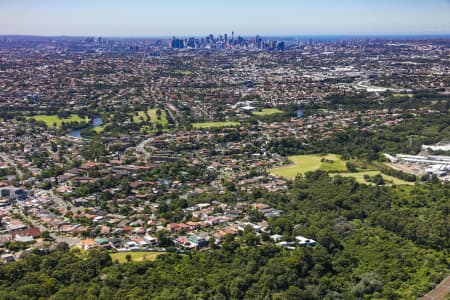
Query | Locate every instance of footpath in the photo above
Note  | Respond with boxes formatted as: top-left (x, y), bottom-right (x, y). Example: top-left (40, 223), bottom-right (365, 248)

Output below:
top-left (421, 275), bottom-right (450, 300)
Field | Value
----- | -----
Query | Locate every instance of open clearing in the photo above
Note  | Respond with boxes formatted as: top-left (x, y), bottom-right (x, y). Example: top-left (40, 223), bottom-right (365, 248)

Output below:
top-left (270, 154), bottom-right (413, 185)
top-left (334, 171), bottom-right (414, 185)
top-left (27, 114), bottom-right (89, 128)
top-left (110, 252), bottom-right (161, 263)
top-left (252, 108), bottom-right (284, 116)
top-left (132, 111), bottom-right (148, 123)
top-left (192, 121), bottom-right (240, 129)
top-left (174, 70), bottom-right (193, 76)
top-left (93, 126), bottom-right (105, 133)
top-left (147, 108), bottom-right (168, 125)
top-left (132, 109), bottom-right (168, 126)
top-left (270, 154), bottom-right (347, 178)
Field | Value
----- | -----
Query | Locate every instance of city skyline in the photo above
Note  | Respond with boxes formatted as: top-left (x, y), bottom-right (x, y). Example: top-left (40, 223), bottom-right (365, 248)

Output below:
top-left (0, 0), bottom-right (450, 37)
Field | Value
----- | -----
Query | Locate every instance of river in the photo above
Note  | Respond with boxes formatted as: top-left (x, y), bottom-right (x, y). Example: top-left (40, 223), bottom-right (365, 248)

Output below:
top-left (68, 117), bottom-right (103, 139)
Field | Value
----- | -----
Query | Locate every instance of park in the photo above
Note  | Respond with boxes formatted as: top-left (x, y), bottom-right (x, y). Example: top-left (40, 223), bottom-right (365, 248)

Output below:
top-left (270, 154), bottom-right (413, 185)
top-left (192, 121), bottom-right (240, 129)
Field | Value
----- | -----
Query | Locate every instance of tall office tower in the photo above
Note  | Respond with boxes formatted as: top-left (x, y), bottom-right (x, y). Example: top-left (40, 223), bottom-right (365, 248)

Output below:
top-left (171, 37), bottom-right (184, 49)
top-left (237, 35), bottom-right (243, 46)
top-left (187, 37), bottom-right (195, 48)
top-left (277, 41), bottom-right (285, 51)
top-left (256, 35), bottom-right (263, 49)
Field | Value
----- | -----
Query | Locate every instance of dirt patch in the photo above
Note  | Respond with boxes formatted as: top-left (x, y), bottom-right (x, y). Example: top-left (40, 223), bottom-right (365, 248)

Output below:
top-left (388, 162), bottom-right (424, 177)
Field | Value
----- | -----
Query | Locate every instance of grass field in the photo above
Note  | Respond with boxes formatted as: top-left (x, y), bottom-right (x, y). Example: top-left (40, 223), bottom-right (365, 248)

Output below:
top-left (252, 108), bottom-right (284, 116)
top-left (27, 114), bottom-right (89, 128)
top-left (133, 109), bottom-right (168, 126)
top-left (148, 108), bottom-right (168, 125)
top-left (174, 70), bottom-right (193, 76)
top-left (192, 121), bottom-right (240, 129)
top-left (132, 111), bottom-right (148, 123)
top-left (93, 126), bottom-right (105, 133)
top-left (333, 171), bottom-right (414, 186)
top-left (270, 154), bottom-right (347, 179)
top-left (393, 94), bottom-right (413, 98)
top-left (110, 252), bottom-right (161, 263)
top-left (270, 154), bottom-right (413, 185)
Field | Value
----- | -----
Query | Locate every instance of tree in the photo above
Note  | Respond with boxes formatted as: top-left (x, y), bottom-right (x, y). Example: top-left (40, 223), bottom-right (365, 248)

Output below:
top-left (372, 174), bottom-right (385, 185)
top-left (55, 242), bottom-right (69, 252)
top-left (242, 225), bottom-right (260, 246)
top-left (345, 162), bottom-right (358, 172)
top-left (351, 273), bottom-right (382, 297)
top-left (156, 109), bottom-right (162, 120)
top-left (40, 231), bottom-right (51, 240)
top-left (155, 123), bottom-right (163, 133)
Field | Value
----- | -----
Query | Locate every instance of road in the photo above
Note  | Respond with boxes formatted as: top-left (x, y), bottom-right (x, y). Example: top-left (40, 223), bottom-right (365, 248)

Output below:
top-left (136, 138), bottom-right (152, 161)
top-left (421, 275), bottom-right (450, 300)
top-left (14, 199), bottom-right (48, 233)
top-left (166, 103), bottom-right (180, 127)
top-left (46, 189), bottom-right (69, 209)
top-left (53, 236), bottom-right (80, 247)
top-left (0, 152), bottom-right (24, 178)
top-left (24, 189), bottom-right (76, 241)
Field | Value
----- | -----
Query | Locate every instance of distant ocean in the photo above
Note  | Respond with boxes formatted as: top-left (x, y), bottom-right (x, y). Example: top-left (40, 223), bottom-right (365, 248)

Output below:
top-left (1, 34), bottom-right (449, 42)
top-left (264, 35), bottom-right (450, 41)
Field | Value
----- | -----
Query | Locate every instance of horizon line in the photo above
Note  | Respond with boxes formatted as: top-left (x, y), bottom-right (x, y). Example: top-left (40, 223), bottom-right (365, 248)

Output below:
top-left (1, 33), bottom-right (450, 39)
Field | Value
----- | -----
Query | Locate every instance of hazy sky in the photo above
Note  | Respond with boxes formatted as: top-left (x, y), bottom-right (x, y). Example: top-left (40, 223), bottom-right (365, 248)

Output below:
top-left (0, 0), bottom-right (449, 36)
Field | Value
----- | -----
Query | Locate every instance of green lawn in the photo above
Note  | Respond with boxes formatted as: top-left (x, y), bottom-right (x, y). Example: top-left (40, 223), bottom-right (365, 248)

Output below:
top-left (333, 171), bottom-right (414, 186)
top-left (132, 111), bottom-right (148, 123)
top-left (174, 70), bottom-right (193, 76)
top-left (252, 108), bottom-right (284, 116)
top-left (132, 109), bottom-right (168, 126)
top-left (270, 154), bottom-right (347, 179)
top-left (192, 121), bottom-right (240, 129)
top-left (148, 108), bottom-right (168, 126)
top-left (321, 156), bottom-right (348, 172)
top-left (93, 126), bottom-right (105, 133)
top-left (393, 94), bottom-right (413, 98)
top-left (110, 252), bottom-right (162, 263)
top-left (270, 154), bottom-right (413, 185)
top-left (27, 114), bottom-right (89, 128)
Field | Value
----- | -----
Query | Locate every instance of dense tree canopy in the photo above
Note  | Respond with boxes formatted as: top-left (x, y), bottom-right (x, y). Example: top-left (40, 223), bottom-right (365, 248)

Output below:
top-left (0, 174), bottom-right (448, 299)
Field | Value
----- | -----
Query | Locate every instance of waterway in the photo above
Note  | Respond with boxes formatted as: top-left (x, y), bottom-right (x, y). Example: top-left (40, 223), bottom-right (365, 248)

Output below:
top-left (68, 117), bottom-right (103, 139)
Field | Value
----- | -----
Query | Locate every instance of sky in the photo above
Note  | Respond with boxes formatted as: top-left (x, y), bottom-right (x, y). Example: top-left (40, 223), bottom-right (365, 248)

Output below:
top-left (0, 0), bottom-right (449, 37)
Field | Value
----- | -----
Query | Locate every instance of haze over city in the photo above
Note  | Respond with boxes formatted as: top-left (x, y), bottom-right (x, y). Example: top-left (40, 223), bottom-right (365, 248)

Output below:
top-left (0, 0), bottom-right (450, 36)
